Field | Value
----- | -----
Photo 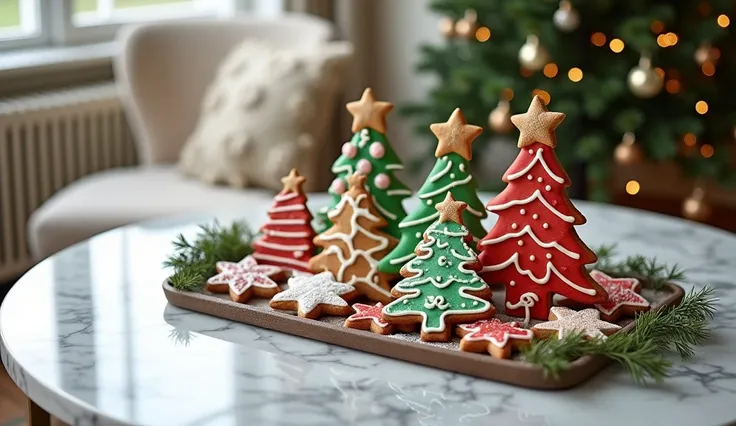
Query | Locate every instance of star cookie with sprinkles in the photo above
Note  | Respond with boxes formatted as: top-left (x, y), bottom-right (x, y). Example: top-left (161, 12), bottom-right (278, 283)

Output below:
top-left (269, 271), bottom-right (359, 319)
top-left (532, 307), bottom-right (621, 340)
top-left (590, 270), bottom-right (650, 321)
top-left (206, 255), bottom-right (283, 303)
top-left (344, 302), bottom-right (393, 335)
top-left (456, 319), bottom-right (533, 359)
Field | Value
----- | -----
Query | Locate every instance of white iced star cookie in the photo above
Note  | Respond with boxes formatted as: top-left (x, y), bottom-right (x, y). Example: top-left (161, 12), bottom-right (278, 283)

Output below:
top-left (269, 272), bottom-right (359, 319)
top-left (531, 307), bottom-right (621, 340)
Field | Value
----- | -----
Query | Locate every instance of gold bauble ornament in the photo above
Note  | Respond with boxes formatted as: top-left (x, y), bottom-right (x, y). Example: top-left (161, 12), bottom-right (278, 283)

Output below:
top-left (614, 133), bottom-right (644, 165)
top-left (518, 35), bottom-right (550, 71)
top-left (488, 100), bottom-right (514, 133)
top-left (682, 186), bottom-right (712, 222)
top-left (694, 42), bottom-right (719, 66)
top-left (628, 56), bottom-right (664, 98)
top-left (455, 9), bottom-right (479, 39)
top-left (438, 16), bottom-right (456, 38)
top-left (553, 0), bottom-right (580, 32)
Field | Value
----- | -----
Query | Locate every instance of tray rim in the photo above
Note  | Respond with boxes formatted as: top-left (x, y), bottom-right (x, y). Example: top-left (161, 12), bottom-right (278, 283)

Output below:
top-left (162, 279), bottom-right (684, 390)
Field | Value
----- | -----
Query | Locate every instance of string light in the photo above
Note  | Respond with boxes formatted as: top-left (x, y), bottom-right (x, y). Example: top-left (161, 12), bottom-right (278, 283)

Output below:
top-left (666, 79), bottom-right (681, 94)
top-left (696, 100), bottom-right (709, 114)
top-left (684, 133), bottom-right (697, 147)
top-left (568, 67), bottom-right (583, 82)
top-left (543, 63), bottom-right (559, 78)
top-left (609, 38), bottom-right (625, 53)
top-left (591, 32), bottom-right (606, 46)
top-left (626, 180), bottom-right (641, 195)
top-left (520, 67), bottom-right (533, 77)
top-left (501, 88), bottom-right (514, 101)
top-left (700, 144), bottom-right (715, 158)
top-left (702, 62), bottom-right (716, 76)
top-left (532, 89), bottom-right (551, 105)
top-left (718, 14), bottom-right (730, 27)
top-left (651, 21), bottom-right (665, 34)
top-left (475, 27), bottom-right (491, 42)
top-left (657, 32), bottom-right (679, 47)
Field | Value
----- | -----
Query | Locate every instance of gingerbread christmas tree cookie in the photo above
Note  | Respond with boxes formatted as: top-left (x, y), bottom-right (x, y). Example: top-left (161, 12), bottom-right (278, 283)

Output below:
top-left (269, 271), bottom-right (358, 319)
top-left (206, 255), bottom-right (282, 303)
top-left (382, 193), bottom-right (494, 342)
top-left (253, 169), bottom-right (316, 273)
top-left (477, 96), bottom-right (607, 322)
top-left (310, 174), bottom-right (398, 303)
top-left (316, 88), bottom-right (411, 237)
top-left (456, 319), bottom-right (533, 359)
top-left (532, 307), bottom-right (621, 340)
top-left (379, 108), bottom-right (487, 276)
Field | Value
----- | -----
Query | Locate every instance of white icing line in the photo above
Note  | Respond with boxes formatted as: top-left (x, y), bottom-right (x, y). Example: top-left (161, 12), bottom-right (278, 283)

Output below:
top-left (268, 204), bottom-right (305, 213)
top-left (466, 205), bottom-right (485, 217)
top-left (386, 164), bottom-right (404, 170)
top-left (254, 240), bottom-right (311, 252)
top-left (430, 160), bottom-right (453, 183)
top-left (252, 252), bottom-right (310, 268)
top-left (387, 189), bottom-right (412, 196)
top-left (479, 225), bottom-right (580, 259)
top-left (388, 252), bottom-right (416, 265)
top-left (481, 252), bottom-right (597, 296)
top-left (505, 292), bottom-right (539, 327)
top-left (264, 230), bottom-right (311, 238)
top-left (486, 190), bottom-right (575, 223)
top-left (359, 129), bottom-right (370, 148)
top-left (274, 192), bottom-right (298, 202)
top-left (419, 175), bottom-right (473, 199)
top-left (399, 211), bottom-right (440, 228)
top-left (269, 219), bottom-right (307, 225)
top-left (507, 148), bottom-right (565, 184)
top-left (373, 195), bottom-right (397, 220)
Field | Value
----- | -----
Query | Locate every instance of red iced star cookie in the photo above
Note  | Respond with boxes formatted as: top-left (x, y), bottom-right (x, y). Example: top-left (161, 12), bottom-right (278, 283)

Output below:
top-left (590, 270), bottom-right (650, 321)
top-left (456, 319), bottom-right (533, 359)
top-left (344, 303), bottom-right (392, 334)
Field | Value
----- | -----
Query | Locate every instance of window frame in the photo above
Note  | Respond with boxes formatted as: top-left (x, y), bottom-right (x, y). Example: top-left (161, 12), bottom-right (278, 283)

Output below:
top-left (0, 0), bottom-right (51, 51)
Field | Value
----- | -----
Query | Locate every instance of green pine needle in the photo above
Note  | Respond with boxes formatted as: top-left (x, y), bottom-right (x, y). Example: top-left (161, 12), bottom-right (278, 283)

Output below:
top-left (522, 287), bottom-right (717, 384)
top-left (593, 244), bottom-right (686, 289)
top-left (163, 220), bottom-right (255, 291)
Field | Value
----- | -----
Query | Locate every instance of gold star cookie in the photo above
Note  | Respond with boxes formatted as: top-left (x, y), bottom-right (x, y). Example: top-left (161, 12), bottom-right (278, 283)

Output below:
top-left (280, 169), bottom-right (306, 194)
top-left (346, 88), bottom-right (394, 133)
top-left (430, 108), bottom-right (482, 161)
top-left (435, 192), bottom-right (468, 224)
top-left (510, 95), bottom-right (566, 148)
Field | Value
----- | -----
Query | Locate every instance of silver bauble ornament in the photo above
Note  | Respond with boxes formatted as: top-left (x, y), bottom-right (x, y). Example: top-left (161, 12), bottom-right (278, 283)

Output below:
top-left (628, 56), bottom-right (663, 98)
top-left (488, 100), bottom-right (514, 133)
top-left (683, 186), bottom-right (712, 222)
top-left (553, 1), bottom-right (580, 32)
top-left (519, 35), bottom-right (550, 71)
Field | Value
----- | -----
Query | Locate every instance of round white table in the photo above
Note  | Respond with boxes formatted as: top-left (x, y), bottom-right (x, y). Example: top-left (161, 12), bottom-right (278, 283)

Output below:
top-left (2, 194), bottom-right (736, 426)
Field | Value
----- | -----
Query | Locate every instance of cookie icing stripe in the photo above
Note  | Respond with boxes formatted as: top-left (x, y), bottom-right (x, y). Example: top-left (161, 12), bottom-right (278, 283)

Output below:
top-left (466, 205), bottom-right (485, 217)
top-left (486, 189), bottom-right (575, 223)
top-left (398, 211), bottom-right (440, 228)
top-left (386, 189), bottom-right (413, 196)
top-left (373, 196), bottom-right (398, 220)
top-left (271, 274), bottom-right (355, 313)
top-left (419, 174), bottom-right (473, 199)
top-left (268, 204), bottom-right (305, 213)
top-left (507, 148), bottom-right (565, 184)
top-left (331, 164), bottom-right (355, 176)
top-left (264, 230), bottom-right (311, 238)
top-left (479, 224), bottom-right (581, 259)
top-left (481, 252), bottom-right (598, 296)
top-left (429, 160), bottom-right (453, 183)
top-left (255, 240), bottom-right (311, 252)
top-left (269, 219), bottom-right (308, 225)
top-left (274, 192), bottom-right (299, 202)
top-left (505, 292), bottom-right (539, 326)
top-left (252, 252), bottom-right (310, 268)
top-left (459, 320), bottom-right (533, 346)
top-left (358, 128), bottom-right (370, 148)
top-left (318, 193), bottom-right (393, 298)
top-left (386, 164), bottom-right (404, 170)
top-left (388, 252), bottom-right (416, 265)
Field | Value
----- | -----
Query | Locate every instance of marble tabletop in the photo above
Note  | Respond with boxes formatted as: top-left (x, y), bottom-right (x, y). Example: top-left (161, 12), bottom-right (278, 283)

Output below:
top-left (2, 194), bottom-right (736, 426)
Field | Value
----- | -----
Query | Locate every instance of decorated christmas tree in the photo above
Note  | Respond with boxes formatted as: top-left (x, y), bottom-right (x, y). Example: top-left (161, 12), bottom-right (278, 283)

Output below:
top-left (382, 193), bottom-right (494, 342)
top-left (316, 88), bottom-right (411, 237)
top-left (477, 96), bottom-right (607, 321)
top-left (253, 169), bottom-right (315, 273)
top-left (379, 108), bottom-right (487, 276)
top-left (310, 173), bottom-right (398, 303)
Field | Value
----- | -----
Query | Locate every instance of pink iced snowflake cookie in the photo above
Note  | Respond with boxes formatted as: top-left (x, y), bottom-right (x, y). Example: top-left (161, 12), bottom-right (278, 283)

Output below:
top-left (215, 255), bottom-right (287, 281)
top-left (590, 270), bottom-right (650, 321)
top-left (532, 307), bottom-right (621, 340)
top-left (206, 262), bottom-right (281, 304)
top-left (456, 319), bottom-right (533, 359)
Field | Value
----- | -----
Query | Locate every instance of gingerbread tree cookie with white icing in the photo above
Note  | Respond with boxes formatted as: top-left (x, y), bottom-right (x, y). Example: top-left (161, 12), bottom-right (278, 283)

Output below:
top-left (382, 193), bottom-right (495, 342)
top-left (309, 173), bottom-right (398, 303)
top-left (477, 96), bottom-right (607, 322)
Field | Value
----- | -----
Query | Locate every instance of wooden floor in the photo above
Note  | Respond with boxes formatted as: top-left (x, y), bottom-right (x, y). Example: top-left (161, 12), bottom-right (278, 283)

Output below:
top-left (0, 365), bottom-right (25, 426)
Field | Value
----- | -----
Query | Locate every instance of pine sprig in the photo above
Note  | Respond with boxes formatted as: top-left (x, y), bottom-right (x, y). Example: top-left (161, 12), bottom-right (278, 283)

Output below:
top-left (593, 244), bottom-right (686, 289)
top-left (521, 287), bottom-right (717, 384)
top-left (163, 220), bottom-right (255, 291)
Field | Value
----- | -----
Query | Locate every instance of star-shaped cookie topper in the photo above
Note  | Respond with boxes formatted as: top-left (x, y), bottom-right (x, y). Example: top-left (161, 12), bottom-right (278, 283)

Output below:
top-left (511, 95), bottom-right (566, 148)
top-left (280, 168), bottom-right (306, 194)
top-left (346, 88), bottom-right (394, 133)
top-left (435, 192), bottom-right (468, 224)
top-left (346, 172), bottom-right (368, 192)
top-left (430, 108), bottom-right (483, 161)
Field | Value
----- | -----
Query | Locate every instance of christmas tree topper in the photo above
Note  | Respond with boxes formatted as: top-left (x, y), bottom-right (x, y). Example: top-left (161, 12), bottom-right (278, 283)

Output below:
top-left (346, 88), bottom-right (394, 133)
top-left (280, 168), bottom-right (306, 194)
top-left (435, 192), bottom-right (467, 224)
top-left (430, 108), bottom-right (482, 161)
top-left (346, 172), bottom-right (367, 191)
top-left (511, 95), bottom-right (566, 148)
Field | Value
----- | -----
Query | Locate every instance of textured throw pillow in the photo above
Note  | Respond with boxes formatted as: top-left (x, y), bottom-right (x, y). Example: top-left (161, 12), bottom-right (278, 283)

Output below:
top-left (179, 39), bottom-right (353, 191)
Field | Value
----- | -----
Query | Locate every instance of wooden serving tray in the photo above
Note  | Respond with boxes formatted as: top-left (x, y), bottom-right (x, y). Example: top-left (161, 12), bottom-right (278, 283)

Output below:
top-left (162, 280), bottom-right (684, 390)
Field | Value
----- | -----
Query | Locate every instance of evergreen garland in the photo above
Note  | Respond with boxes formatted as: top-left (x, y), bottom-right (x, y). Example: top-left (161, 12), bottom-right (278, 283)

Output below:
top-left (593, 244), bottom-right (686, 289)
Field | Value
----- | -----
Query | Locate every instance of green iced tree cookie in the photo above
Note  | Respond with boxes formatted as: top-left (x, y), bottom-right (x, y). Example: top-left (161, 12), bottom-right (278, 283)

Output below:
top-left (382, 193), bottom-right (495, 342)
top-left (379, 108), bottom-right (486, 275)
top-left (316, 88), bottom-right (411, 237)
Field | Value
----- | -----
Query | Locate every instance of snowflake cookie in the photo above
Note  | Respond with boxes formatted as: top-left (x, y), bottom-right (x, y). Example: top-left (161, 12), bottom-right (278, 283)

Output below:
top-left (269, 271), bottom-right (359, 319)
top-left (532, 307), bottom-right (621, 340)
top-left (206, 255), bottom-right (282, 303)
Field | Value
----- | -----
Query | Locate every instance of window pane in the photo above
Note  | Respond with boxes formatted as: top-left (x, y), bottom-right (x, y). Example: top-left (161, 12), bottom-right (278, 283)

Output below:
top-left (115, 0), bottom-right (189, 10)
top-left (74, 0), bottom-right (98, 13)
top-left (0, 0), bottom-right (21, 30)
top-left (0, 0), bottom-right (40, 41)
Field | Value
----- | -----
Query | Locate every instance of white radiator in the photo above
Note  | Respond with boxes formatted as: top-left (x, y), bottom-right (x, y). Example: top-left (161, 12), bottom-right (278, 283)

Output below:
top-left (0, 83), bottom-right (137, 281)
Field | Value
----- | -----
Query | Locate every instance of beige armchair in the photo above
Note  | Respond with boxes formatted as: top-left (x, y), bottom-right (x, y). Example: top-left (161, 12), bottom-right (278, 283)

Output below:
top-left (28, 14), bottom-right (338, 260)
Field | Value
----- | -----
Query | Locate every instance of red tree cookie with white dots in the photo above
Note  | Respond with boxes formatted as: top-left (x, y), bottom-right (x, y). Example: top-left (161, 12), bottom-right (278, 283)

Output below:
top-left (253, 169), bottom-right (316, 273)
top-left (477, 96), bottom-right (607, 322)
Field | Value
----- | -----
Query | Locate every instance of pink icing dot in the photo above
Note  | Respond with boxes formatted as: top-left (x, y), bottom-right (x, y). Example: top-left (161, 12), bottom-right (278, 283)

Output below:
top-left (331, 178), bottom-right (346, 194)
top-left (369, 142), bottom-right (385, 159)
top-left (374, 173), bottom-right (390, 189)
top-left (357, 159), bottom-right (372, 174)
top-left (341, 142), bottom-right (357, 159)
